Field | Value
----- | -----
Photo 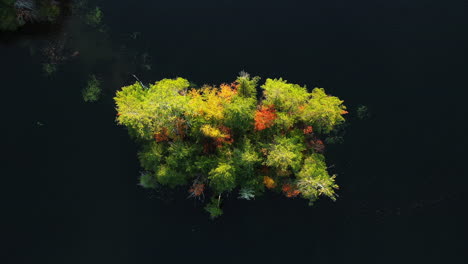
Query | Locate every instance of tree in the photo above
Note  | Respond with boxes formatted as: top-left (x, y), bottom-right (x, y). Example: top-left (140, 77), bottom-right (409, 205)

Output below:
top-left (299, 88), bottom-right (347, 134)
top-left (115, 78), bottom-right (190, 139)
top-left (82, 75), bottom-right (101, 102)
top-left (114, 73), bottom-right (348, 218)
top-left (236, 71), bottom-right (260, 98)
top-left (208, 162), bottom-right (236, 193)
top-left (205, 197), bottom-right (223, 219)
top-left (265, 134), bottom-right (306, 172)
top-left (296, 154), bottom-right (339, 204)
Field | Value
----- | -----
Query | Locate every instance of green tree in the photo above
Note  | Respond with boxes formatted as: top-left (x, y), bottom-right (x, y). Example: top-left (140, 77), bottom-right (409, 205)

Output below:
top-left (299, 88), bottom-right (347, 134)
top-left (236, 71), bottom-right (260, 98)
top-left (138, 141), bottom-right (165, 171)
top-left (85, 6), bottom-right (103, 27)
top-left (139, 171), bottom-right (158, 189)
top-left (205, 197), bottom-right (223, 219)
top-left (223, 96), bottom-right (256, 136)
top-left (261, 78), bottom-right (309, 112)
top-left (208, 162), bottom-right (236, 193)
top-left (42, 63), bottom-right (57, 76)
top-left (156, 165), bottom-right (187, 187)
top-left (356, 105), bottom-right (370, 120)
top-left (82, 75), bottom-right (101, 102)
top-left (114, 78), bottom-right (190, 139)
top-left (265, 134), bottom-right (306, 172)
top-left (296, 154), bottom-right (338, 204)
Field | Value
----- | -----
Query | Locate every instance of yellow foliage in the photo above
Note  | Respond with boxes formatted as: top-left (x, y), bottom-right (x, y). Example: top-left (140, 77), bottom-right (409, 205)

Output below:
top-left (263, 176), bottom-right (277, 189)
top-left (201, 124), bottom-right (227, 138)
top-left (218, 83), bottom-right (238, 102)
top-left (186, 86), bottom-right (224, 120)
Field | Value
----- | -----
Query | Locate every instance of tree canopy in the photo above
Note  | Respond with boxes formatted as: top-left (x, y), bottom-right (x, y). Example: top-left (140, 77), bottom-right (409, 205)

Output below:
top-left (114, 73), bottom-right (348, 218)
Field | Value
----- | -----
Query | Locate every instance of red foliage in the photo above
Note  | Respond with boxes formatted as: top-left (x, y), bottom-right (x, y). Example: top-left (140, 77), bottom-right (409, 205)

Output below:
top-left (303, 125), bottom-right (313, 134)
top-left (254, 105), bottom-right (277, 131)
top-left (310, 139), bottom-right (325, 153)
top-left (175, 117), bottom-right (187, 140)
top-left (188, 183), bottom-right (205, 198)
top-left (154, 127), bottom-right (169, 142)
top-left (282, 183), bottom-right (301, 198)
top-left (230, 81), bottom-right (240, 89)
top-left (214, 126), bottom-right (234, 147)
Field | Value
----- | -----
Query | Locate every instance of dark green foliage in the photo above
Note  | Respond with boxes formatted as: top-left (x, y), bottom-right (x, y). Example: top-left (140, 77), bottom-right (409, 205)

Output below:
top-left (138, 142), bottom-right (165, 171)
top-left (356, 105), bottom-right (370, 120)
top-left (165, 141), bottom-right (201, 174)
top-left (38, 0), bottom-right (61, 22)
top-left (85, 6), bottom-right (103, 27)
top-left (223, 96), bottom-right (256, 137)
top-left (324, 122), bottom-right (348, 144)
top-left (204, 197), bottom-right (223, 219)
top-left (156, 165), bottom-right (187, 187)
top-left (82, 75), bottom-right (101, 102)
top-left (42, 63), bottom-right (57, 76)
top-left (139, 171), bottom-right (158, 189)
top-left (236, 71), bottom-right (261, 98)
top-left (232, 137), bottom-right (262, 180)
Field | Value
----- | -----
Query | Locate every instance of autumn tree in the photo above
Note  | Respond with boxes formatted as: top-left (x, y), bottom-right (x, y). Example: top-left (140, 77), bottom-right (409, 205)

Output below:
top-left (114, 73), bottom-right (347, 218)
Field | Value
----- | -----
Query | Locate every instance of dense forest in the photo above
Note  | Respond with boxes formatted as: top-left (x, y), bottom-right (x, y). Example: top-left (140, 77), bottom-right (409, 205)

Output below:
top-left (114, 72), bottom-right (348, 218)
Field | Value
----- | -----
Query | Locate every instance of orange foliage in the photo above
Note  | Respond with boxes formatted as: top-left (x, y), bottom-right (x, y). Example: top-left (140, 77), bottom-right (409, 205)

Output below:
top-left (341, 110), bottom-right (349, 115)
top-left (154, 127), bottom-right (169, 142)
top-left (188, 183), bottom-right (205, 197)
top-left (254, 105), bottom-right (277, 131)
top-left (218, 83), bottom-right (238, 101)
top-left (263, 176), bottom-right (277, 189)
top-left (175, 117), bottom-right (187, 140)
top-left (303, 125), bottom-right (313, 134)
top-left (214, 125), bottom-right (234, 147)
top-left (282, 183), bottom-right (301, 198)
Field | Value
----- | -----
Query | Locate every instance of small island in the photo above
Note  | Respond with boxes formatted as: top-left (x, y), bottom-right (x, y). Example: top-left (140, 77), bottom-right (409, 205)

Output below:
top-left (114, 72), bottom-right (348, 218)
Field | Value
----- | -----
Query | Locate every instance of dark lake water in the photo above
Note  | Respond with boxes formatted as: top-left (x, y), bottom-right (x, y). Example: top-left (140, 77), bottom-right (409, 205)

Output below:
top-left (1, 0), bottom-right (467, 263)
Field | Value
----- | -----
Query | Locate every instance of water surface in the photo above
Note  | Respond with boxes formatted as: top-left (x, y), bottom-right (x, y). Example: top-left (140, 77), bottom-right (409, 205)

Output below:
top-left (2, 0), bottom-right (467, 263)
